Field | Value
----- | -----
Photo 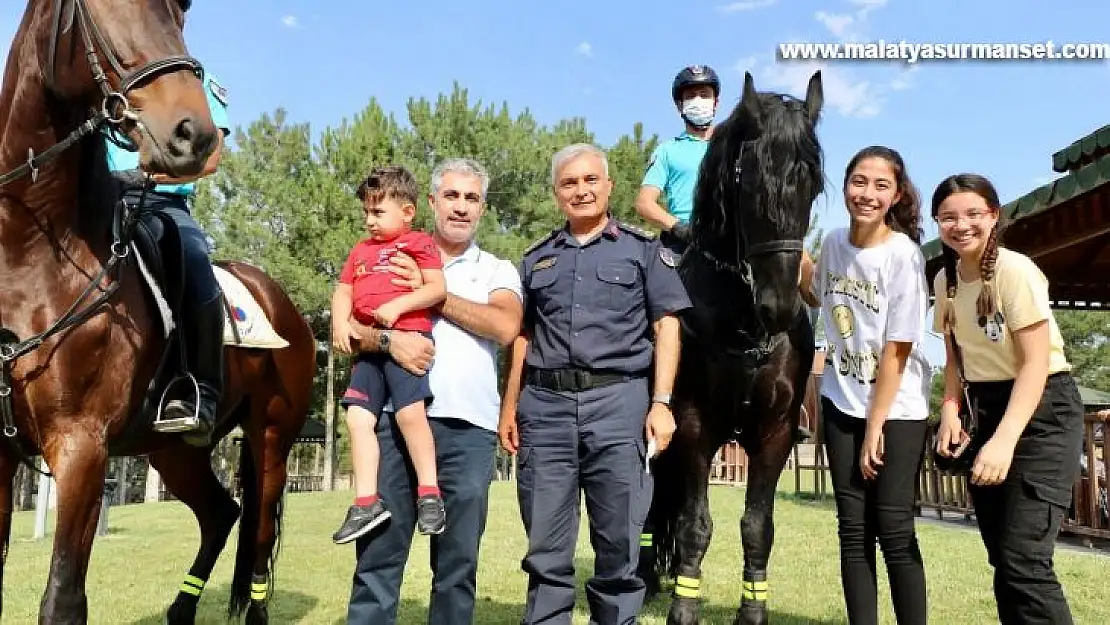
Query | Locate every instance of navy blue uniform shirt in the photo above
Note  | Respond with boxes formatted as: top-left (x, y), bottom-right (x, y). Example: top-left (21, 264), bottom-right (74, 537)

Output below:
top-left (520, 217), bottom-right (692, 374)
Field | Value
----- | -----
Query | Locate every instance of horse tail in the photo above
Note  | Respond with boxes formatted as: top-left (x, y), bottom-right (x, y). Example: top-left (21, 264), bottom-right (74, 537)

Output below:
top-left (227, 429), bottom-right (286, 619)
top-left (648, 436), bottom-right (690, 581)
top-left (228, 439), bottom-right (259, 618)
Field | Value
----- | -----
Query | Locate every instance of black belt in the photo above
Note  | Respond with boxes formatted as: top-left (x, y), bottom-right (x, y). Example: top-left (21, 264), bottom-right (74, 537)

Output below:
top-left (526, 368), bottom-right (643, 393)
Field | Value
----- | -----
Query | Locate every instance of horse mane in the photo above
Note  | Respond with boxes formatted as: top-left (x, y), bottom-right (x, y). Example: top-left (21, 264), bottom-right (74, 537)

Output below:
top-left (689, 87), bottom-right (824, 257)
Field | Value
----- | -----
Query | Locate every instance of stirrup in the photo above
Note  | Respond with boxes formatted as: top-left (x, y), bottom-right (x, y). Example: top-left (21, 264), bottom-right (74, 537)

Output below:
top-left (153, 372), bottom-right (202, 433)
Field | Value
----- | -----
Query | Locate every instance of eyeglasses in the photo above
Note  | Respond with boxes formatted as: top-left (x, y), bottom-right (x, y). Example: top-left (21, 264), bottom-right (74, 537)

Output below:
top-left (935, 210), bottom-right (992, 228)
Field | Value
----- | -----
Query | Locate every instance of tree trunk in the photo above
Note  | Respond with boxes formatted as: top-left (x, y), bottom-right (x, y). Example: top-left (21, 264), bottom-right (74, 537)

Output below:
top-left (323, 339), bottom-right (336, 491)
top-left (115, 457), bottom-right (130, 505)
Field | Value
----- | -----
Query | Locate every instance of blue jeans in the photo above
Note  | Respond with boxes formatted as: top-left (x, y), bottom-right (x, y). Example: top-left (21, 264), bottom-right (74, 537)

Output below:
top-left (346, 414), bottom-right (497, 625)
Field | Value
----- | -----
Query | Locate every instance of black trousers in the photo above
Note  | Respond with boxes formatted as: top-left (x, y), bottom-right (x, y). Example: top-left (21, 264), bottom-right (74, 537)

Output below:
top-left (967, 372), bottom-right (1084, 625)
top-left (822, 398), bottom-right (928, 625)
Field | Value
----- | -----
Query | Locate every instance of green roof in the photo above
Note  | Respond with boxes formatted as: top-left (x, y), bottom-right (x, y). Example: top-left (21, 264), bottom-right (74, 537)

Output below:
top-left (922, 147), bottom-right (1110, 264)
top-left (1053, 124), bottom-right (1110, 173)
top-left (1080, 386), bottom-right (1110, 410)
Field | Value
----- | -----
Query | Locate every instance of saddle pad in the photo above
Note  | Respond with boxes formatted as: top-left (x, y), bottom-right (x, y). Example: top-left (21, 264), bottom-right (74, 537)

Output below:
top-left (130, 243), bottom-right (289, 350)
top-left (213, 266), bottom-right (290, 349)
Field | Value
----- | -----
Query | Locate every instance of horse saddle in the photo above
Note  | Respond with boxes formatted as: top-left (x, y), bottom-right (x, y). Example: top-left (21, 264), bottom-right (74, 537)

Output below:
top-left (126, 204), bottom-right (288, 350)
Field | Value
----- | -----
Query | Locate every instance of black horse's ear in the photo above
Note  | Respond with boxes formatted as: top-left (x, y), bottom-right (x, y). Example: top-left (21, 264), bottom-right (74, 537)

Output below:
top-left (740, 71), bottom-right (763, 131)
top-left (804, 70), bottom-right (823, 125)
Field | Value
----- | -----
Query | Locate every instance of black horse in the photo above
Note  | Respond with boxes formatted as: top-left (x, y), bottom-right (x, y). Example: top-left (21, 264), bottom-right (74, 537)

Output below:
top-left (643, 70), bottom-right (825, 625)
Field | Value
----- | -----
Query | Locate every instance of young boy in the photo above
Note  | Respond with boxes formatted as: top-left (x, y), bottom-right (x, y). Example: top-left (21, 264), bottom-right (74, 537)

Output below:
top-left (331, 165), bottom-right (447, 544)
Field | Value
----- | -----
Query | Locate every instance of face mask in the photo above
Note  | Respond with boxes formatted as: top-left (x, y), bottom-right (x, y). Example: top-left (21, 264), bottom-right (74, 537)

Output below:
top-left (682, 96), bottom-right (715, 127)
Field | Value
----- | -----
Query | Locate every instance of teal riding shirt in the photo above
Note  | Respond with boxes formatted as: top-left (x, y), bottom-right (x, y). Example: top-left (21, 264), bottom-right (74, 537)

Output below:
top-left (641, 131), bottom-right (709, 224)
top-left (104, 72), bottom-right (231, 197)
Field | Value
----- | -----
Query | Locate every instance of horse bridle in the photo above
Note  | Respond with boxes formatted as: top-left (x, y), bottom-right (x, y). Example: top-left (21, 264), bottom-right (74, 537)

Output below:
top-left (0, 0), bottom-right (202, 188)
top-left (691, 150), bottom-right (806, 281)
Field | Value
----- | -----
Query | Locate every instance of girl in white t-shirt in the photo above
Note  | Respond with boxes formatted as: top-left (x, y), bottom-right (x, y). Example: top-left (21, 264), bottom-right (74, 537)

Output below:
top-left (800, 146), bottom-right (930, 625)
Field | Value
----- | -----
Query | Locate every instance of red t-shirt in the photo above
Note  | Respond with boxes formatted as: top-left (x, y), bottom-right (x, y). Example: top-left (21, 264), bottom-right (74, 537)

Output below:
top-left (339, 230), bottom-right (443, 332)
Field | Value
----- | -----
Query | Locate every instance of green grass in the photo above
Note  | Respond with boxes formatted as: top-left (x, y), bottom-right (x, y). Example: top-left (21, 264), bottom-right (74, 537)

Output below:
top-left (4, 481), bottom-right (1108, 624)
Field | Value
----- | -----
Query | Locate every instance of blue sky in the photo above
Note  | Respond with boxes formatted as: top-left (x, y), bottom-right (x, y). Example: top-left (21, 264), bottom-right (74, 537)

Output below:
top-left (3, 0), bottom-right (1109, 367)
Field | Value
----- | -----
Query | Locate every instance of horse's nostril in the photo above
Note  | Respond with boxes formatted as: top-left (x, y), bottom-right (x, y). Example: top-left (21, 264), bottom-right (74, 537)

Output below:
top-left (173, 117), bottom-right (196, 144)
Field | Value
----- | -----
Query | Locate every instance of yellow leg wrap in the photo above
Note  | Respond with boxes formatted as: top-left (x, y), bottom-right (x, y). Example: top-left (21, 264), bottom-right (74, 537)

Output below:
top-left (180, 574), bottom-right (205, 597)
top-left (639, 533), bottom-right (653, 547)
top-left (742, 579), bottom-right (768, 601)
top-left (250, 581), bottom-right (268, 602)
top-left (674, 575), bottom-right (700, 599)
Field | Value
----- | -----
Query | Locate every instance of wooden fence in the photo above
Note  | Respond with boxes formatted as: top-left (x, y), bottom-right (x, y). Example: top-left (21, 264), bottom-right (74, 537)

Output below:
top-left (795, 405), bottom-right (1109, 544)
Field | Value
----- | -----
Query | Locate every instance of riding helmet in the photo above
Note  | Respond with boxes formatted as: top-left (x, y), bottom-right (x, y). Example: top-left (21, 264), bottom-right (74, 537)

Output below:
top-left (672, 65), bottom-right (720, 102)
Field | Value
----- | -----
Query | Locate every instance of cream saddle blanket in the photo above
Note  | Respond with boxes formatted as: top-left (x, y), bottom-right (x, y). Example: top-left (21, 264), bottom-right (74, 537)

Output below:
top-left (133, 246), bottom-right (289, 349)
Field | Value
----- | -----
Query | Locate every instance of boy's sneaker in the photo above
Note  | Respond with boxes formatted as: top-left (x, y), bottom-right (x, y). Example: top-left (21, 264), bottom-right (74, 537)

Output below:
top-left (416, 494), bottom-right (446, 535)
top-left (332, 499), bottom-right (391, 544)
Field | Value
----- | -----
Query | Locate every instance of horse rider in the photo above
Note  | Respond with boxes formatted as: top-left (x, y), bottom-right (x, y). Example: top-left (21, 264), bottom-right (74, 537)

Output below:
top-left (103, 69), bottom-right (231, 446)
top-left (636, 64), bottom-right (720, 255)
top-left (500, 143), bottom-right (689, 624)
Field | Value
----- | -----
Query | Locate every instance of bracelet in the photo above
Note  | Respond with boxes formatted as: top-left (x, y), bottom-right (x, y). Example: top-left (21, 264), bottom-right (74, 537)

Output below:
top-left (942, 397), bottom-right (959, 406)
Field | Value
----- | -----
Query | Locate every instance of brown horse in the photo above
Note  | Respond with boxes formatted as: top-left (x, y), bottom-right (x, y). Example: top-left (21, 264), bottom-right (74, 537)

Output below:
top-left (0, 1), bottom-right (314, 624)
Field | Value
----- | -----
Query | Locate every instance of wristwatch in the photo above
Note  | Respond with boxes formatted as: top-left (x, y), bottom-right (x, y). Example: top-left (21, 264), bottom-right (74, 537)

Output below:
top-left (378, 330), bottom-right (392, 352)
top-left (652, 394), bottom-right (672, 407)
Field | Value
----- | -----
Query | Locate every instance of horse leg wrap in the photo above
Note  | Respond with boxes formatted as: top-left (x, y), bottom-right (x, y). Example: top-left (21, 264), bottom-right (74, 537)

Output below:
top-left (741, 574), bottom-right (767, 602)
top-left (250, 574), bottom-right (268, 602)
top-left (674, 574), bottom-right (700, 599)
top-left (639, 532), bottom-right (653, 548)
top-left (179, 574), bottom-right (206, 597)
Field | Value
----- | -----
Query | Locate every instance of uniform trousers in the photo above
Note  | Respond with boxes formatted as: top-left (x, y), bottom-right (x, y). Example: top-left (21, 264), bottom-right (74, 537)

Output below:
top-left (515, 376), bottom-right (652, 625)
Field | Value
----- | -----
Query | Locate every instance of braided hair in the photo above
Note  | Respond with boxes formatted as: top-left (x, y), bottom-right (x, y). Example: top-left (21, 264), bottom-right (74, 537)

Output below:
top-left (930, 173), bottom-right (1005, 331)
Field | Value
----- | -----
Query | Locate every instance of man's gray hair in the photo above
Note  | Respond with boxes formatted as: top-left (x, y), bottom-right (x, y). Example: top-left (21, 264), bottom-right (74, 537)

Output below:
top-left (430, 157), bottom-right (490, 198)
top-left (550, 143), bottom-right (609, 186)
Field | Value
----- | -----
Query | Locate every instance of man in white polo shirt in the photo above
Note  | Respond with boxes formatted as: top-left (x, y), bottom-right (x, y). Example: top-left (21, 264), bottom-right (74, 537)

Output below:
top-left (345, 158), bottom-right (523, 625)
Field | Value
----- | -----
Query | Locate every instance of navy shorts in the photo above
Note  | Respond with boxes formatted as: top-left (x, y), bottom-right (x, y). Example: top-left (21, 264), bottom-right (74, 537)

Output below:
top-left (340, 342), bottom-right (434, 416)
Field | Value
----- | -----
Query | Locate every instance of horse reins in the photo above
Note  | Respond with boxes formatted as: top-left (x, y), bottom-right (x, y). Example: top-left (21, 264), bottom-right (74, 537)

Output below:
top-left (0, 0), bottom-right (203, 188)
top-left (0, 0), bottom-right (202, 476)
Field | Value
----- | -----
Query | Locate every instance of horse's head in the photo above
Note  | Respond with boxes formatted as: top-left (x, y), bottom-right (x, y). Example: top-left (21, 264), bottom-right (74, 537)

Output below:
top-left (691, 70), bottom-right (824, 335)
top-left (33, 0), bottom-right (214, 177)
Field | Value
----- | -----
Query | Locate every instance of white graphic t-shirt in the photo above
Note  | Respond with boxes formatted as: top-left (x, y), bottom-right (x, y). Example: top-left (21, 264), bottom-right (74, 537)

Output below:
top-left (815, 228), bottom-right (930, 421)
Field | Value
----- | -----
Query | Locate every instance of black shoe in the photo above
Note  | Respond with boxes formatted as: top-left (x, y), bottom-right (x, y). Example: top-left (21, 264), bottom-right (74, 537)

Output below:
top-left (416, 495), bottom-right (446, 535)
top-left (156, 296), bottom-right (225, 446)
top-left (332, 500), bottom-right (391, 545)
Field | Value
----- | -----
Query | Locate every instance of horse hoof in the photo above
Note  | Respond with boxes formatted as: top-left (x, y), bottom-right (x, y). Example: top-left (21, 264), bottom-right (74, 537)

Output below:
top-left (245, 601), bottom-right (269, 625)
top-left (165, 600), bottom-right (197, 625)
top-left (733, 601), bottom-right (768, 625)
top-left (666, 597), bottom-right (700, 625)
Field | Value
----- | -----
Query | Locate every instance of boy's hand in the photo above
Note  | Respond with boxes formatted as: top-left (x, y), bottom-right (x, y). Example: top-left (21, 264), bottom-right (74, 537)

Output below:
top-left (373, 301), bottom-right (405, 328)
top-left (331, 318), bottom-right (358, 355)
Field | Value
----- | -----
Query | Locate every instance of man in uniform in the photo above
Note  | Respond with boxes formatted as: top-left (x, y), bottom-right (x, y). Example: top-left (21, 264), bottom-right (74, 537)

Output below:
top-left (103, 68), bottom-right (231, 445)
top-left (499, 143), bottom-right (690, 625)
top-left (635, 64), bottom-right (720, 254)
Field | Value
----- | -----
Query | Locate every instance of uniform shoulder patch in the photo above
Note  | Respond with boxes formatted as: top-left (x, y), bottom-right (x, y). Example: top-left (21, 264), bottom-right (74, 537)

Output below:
top-left (659, 246), bottom-right (679, 268)
top-left (522, 229), bottom-right (558, 257)
top-left (617, 222), bottom-right (657, 240)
